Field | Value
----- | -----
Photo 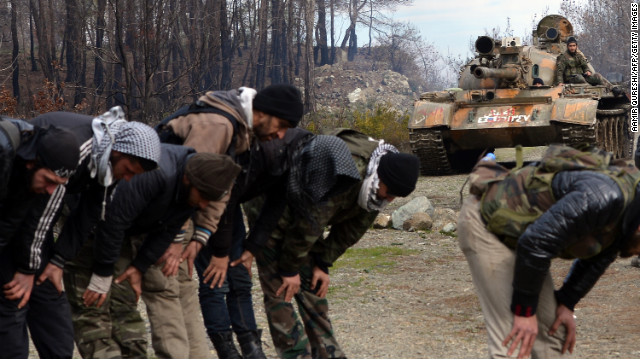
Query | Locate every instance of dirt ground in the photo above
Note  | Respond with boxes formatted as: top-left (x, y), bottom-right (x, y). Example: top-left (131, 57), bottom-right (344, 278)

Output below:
top-left (252, 167), bottom-right (640, 359)
top-left (29, 149), bottom-right (640, 359)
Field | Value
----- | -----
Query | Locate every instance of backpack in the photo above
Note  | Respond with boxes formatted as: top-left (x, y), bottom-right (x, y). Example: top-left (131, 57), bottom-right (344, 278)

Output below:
top-left (155, 100), bottom-right (241, 158)
top-left (470, 144), bottom-right (640, 251)
top-left (322, 128), bottom-right (380, 162)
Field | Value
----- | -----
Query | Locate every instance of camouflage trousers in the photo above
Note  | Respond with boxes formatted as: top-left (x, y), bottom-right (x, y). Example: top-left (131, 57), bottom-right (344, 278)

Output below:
top-left (64, 236), bottom-right (147, 359)
top-left (256, 236), bottom-right (345, 359)
top-left (566, 72), bottom-right (612, 88)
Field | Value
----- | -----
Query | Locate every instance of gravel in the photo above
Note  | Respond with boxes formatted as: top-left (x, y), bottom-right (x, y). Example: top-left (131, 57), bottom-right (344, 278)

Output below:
top-left (30, 166), bottom-right (640, 358)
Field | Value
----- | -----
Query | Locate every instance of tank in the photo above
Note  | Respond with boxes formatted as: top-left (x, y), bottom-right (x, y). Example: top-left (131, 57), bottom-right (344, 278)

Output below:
top-left (409, 14), bottom-right (632, 175)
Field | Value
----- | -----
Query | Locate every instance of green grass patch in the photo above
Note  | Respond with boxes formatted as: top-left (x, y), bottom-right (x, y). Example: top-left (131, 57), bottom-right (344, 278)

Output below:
top-left (332, 246), bottom-right (419, 273)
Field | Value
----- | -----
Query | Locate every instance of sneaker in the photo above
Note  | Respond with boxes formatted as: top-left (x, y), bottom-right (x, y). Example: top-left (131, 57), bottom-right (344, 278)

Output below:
top-left (631, 256), bottom-right (640, 268)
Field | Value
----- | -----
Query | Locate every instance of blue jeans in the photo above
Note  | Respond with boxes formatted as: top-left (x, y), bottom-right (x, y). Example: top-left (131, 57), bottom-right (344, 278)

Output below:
top-left (195, 207), bottom-right (258, 334)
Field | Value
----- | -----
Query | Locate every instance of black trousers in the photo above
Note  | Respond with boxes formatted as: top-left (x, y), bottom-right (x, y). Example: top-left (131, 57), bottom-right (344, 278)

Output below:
top-left (0, 251), bottom-right (74, 358)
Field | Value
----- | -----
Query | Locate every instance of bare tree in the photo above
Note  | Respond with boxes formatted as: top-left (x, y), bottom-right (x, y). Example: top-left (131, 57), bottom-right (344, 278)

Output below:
top-left (64, 0), bottom-right (86, 106)
top-left (316, 0), bottom-right (329, 65)
top-left (10, 0), bottom-right (20, 99)
top-left (561, 0), bottom-right (634, 82)
top-left (303, 0), bottom-right (316, 111)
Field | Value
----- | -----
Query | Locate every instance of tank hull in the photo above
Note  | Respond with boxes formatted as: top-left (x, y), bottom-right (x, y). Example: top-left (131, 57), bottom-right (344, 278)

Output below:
top-left (409, 86), bottom-right (631, 175)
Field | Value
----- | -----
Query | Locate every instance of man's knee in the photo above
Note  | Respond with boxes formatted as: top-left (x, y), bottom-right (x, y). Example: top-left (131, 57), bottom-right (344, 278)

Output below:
top-left (567, 74), bottom-right (587, 84)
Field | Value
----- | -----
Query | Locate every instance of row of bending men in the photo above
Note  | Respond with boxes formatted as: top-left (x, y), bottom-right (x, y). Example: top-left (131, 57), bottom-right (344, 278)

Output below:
top-left (0, 84), bottom-right (421, 359)
top-left (4, 82), bottom-right (640, 360)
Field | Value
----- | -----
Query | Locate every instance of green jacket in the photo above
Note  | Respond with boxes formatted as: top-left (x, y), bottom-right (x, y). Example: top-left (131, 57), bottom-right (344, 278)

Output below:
top-left (275, 131), bottom-right (380, 274)
top-left (555, 50), bottom-right (590, 84)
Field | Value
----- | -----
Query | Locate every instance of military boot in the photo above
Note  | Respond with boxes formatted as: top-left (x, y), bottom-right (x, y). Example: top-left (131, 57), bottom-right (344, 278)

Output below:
top-left (236, 329), bottom-right (267, 359)
top-left (210, 331), bottom-right (242, 359)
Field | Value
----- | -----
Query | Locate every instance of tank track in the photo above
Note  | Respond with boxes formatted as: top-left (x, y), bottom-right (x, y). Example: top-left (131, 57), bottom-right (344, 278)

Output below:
top-left (409, 129), bottom-right (453, 175)
top-left (561, 107), bottom-right (632, 159)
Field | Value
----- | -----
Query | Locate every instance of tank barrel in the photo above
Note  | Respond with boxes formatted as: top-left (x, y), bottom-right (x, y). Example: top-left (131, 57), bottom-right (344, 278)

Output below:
top-left (475, 36), bottom-right (496, 55)
top-left (472, 66), bottom-right (519, 81)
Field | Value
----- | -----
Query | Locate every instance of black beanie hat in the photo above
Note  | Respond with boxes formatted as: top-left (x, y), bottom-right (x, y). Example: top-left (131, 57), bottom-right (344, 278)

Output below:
top-left (37, 127), bottom-right (80, 178)
top-left (377, 152), bottom-right (420, 197)
top-left (567, 36), bottom-right (577, 45)
top-left (185, 153), bottom-right (241, 201)
top-left (253, 84), bottom-right (304, 127)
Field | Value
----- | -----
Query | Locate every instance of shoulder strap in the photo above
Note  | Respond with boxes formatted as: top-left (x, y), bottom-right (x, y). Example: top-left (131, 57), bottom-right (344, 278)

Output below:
top-left (324, 128), bottom-right (379, 160)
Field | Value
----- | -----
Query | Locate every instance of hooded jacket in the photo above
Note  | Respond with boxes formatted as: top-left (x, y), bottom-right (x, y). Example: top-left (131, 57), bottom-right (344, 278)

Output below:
top-left (0, 118), bottom-right (46, 255)
top-left (92, 144), bottom-right (197, 275)
top-left (25, 113), bottom-right (100, 273)
top-left (163, 89), bottom-right (252, 255)
top-left (0, 114), bottom-right (94, 274)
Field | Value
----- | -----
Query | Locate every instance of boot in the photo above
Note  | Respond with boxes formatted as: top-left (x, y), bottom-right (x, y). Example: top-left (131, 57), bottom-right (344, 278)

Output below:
top-left (236, 329), bottom-right (267, 359)
top-left (210, 331), bottom-right (242, 359)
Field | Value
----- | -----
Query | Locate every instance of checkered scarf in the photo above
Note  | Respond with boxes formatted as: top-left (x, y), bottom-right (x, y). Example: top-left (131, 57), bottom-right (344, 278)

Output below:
top-left (89, 106), bottom-right (160, 186)
top-left (357, 141), bottom-right (398, 211)
top-left (287, 135), bottom-right (361, 208)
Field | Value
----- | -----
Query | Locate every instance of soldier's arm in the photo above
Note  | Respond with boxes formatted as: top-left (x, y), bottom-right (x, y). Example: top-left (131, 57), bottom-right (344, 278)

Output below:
top-left (311, 209), bottom-right (378, 268)
top-left (15, 187), bottom-right (67, 274)
top-left (555, 55), bottom-right (565, 85)
top-left (130, 207), bottom-right (194, 274)
top-left (277, 201), bottom-right (335, 275)
top-left (554, 247), bottom-right (617, 311)
top-left (511, 172), bottom-right (624, 316)
top-left (92, 170), bottom-right (165, 277)
top-left (576, 51), bottom-right (590, 74)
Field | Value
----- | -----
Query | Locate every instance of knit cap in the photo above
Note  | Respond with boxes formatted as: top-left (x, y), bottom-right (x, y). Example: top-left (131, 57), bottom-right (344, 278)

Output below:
top-left (185, 153), bottom-right (241, 201)
top-left (376, 152), bottom-right (420, 197)
top-left (37, 126), bottom-right (80, 178)
top-left (252, 84), bottom-right (304, 126)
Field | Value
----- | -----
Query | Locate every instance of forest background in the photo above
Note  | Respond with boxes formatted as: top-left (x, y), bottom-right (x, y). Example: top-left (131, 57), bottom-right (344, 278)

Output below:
top-left (0, 0), bottom-right (634, 145)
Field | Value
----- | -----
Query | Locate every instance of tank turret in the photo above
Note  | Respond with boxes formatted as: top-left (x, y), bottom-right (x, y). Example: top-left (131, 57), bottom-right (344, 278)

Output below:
top-left (408, 15), bottom-right (632, 175)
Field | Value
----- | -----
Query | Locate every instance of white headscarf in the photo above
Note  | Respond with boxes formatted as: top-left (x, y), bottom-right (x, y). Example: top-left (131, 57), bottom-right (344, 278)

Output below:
top-left (358, 141), bottom-right (398, 212)
top-left (89, 106), bottom-right (128, 187)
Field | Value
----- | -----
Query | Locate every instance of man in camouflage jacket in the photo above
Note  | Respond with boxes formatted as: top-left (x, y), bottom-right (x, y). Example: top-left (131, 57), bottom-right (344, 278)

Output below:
top-left (233, 130), bottom-right (420, 358)
top-left (555, 36), bottom-right (612, 88)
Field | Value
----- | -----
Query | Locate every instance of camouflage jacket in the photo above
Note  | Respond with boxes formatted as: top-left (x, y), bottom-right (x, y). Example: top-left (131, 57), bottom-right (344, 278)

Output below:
top-left (272, 154), bottom-right (378, 275)
top-left (555, 50), bottom-right (590, 84)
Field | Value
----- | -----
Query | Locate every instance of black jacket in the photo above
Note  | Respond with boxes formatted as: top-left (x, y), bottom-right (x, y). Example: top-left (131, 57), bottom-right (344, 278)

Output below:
top-left (0, 116), bottom-right (90, 274)
top-left (92, 143), bottom-right (197, 275)
top-left (26, 113), bottom-right (97, 274)
top-left (512, 170), bottom-right (626, 315)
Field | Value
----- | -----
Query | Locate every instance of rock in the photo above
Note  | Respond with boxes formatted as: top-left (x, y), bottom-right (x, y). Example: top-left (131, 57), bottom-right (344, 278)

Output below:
top-left (348, 88), bottom-right (363, 103)
top-left (402, 212), bottom-right (433, 232)
top-left (391, 196), bottom-right (434, 230)
top-left (373, 214), bottom-right (391, 229)
top-left (441, 222), bottom-right (457, 233)
top-left (432, 207), bottom-right (458, 231)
